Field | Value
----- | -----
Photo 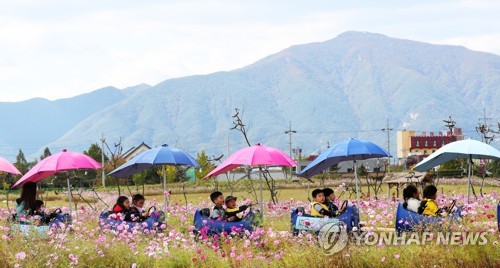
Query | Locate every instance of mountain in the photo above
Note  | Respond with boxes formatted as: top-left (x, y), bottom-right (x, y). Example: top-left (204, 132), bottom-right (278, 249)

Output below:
top-left (121, 83), bottom-right (151, 96)
top-left (0, 86), bottom-right (127, 159)
top-left (3, 32), bottom-right (500, 161)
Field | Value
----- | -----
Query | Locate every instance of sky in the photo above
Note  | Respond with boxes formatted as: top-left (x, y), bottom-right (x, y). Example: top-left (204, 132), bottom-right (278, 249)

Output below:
top-left (1, 0), bottom-right (499, 102)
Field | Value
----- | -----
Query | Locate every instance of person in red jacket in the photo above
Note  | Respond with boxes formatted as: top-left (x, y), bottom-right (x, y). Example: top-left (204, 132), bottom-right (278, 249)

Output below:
top-left (112, 196), bottom-right (131, 214)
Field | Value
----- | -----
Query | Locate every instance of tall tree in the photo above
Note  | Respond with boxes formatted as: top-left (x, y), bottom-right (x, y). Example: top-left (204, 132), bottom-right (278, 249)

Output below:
top-left (14, 149), bottom-right (29, 174)
top-left (40, 147), bottom-right (52, 160)
top-left (195, 150), bottom-right (214, 180)
top-left (491, 160), bottom-right (500, 177)
top-left (132, 170), bottom-right (147, 195)
top-left (84, 143), bottom-right (104, 163)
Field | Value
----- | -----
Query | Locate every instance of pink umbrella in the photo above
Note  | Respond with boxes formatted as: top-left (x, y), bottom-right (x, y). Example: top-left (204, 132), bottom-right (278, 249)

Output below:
top-left (12, 149), bottom-right (103, 214)
top-left (204, 144), bottom-right (296, 212)
top-left (0, 156), bottom-right (22, 175)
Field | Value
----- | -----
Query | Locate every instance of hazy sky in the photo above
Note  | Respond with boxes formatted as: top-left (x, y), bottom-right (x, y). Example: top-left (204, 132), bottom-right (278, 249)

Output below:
top-left (1, 0), bottom-right (499, 101)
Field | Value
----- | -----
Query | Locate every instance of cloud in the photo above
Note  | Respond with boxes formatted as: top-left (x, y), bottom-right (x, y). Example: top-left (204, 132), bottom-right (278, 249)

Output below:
top-left (0, 1), bottom-right (499, 101)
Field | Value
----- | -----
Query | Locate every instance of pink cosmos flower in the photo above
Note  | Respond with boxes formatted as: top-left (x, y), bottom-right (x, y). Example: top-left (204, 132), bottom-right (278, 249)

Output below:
top-left (15, 252), bottom-right (26, 260)
top-left (68, 254), bottom-right (78, 265)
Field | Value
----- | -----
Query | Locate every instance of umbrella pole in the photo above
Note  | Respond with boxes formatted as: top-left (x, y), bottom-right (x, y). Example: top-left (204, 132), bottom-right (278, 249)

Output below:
top-left (259, 168), bottom-right (263, 213)
top-left (67, 176), bottom-right (73, 216)
top-left (163, 166), bottom-right (167, 212)
top-left (354, 160), bottom-right (360, 211)
top-left (467, 156), bottom-right (472, 204)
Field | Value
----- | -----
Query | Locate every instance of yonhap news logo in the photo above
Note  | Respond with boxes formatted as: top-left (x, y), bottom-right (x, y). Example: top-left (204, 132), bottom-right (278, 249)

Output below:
top-left (318, 226), bottom-right (488, 255)
top-left (318, 222), bottom-right (349, 255)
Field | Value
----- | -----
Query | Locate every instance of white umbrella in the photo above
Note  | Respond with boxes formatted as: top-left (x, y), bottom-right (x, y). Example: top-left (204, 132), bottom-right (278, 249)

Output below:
top-left (413, 139), bottom-right (500, 203)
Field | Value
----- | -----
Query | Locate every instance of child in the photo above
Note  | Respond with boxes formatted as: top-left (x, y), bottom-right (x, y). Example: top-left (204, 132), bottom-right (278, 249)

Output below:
top-left (112, 196), bottom-right (131, 214)
top-left (224, 196), bottom-right (249, 222)
top-left (209, 191), bottom-right (226, 220)
top-left (129, 194), bottom-right (149, 221)
top-left (31, 200), bottom-right (57, 225)
top-left (402, 184), bottom-right (421, 213)
top-left (131, 194), bottom-right (146, 213)
top-left (310, 189), bottom-right (336, 217)
top-left (418, 185), bottom-right (446, 217)
top-left (323, 188), bottom-right (345, 216)
top-left (32, 200), bottom-right (45, 226)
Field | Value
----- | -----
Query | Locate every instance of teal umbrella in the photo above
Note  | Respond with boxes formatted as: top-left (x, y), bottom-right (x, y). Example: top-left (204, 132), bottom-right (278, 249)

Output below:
top-left (413, 139), bottom-right (500, 203)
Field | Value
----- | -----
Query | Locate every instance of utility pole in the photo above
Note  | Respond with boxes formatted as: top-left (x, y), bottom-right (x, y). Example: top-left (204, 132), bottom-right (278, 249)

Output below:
top-left (100, 132), bottom-right (106, 188)
top-left (443, 115), bottom-right (456, 137)
top-left (284, 121), bottom-right (296, 178)
top-left (381, 119), bottom-right (393, 172)
top-left (476, 109), bottom-right (494, 144)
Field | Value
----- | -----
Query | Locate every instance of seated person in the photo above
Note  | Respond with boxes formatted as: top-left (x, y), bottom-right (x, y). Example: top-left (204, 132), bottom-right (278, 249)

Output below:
top-left (224, 196), bottom-right (249, 222)
top-left (402, 184), bottom-right (421, 213)
top-left (323, 188), bottom-right (345, 216)
top-left (32, 200), bottom-right (45, 225)
top-left (310, 189), bottom-right (336, 217)
top-left (31, 200), bottom-right (58, 226)
top-left (16, 182), bottom-right (38, 220)
top-left (129, 194), bottom-right (149, 221)
top-left (418, 185), bottom-right (446, 217)
top-left (209, 191), bottom-right (226, 220)
top-left (110, 196), bottom-right (131, 221)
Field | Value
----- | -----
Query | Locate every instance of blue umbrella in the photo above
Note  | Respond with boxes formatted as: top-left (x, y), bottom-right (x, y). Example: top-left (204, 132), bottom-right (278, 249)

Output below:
top-left (299, 138), bottom-right (390, 212)
top-left (108, 144), bottom-right (200, 211)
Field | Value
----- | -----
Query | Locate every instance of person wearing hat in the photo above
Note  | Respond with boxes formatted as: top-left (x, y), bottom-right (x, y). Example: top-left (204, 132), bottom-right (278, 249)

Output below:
top-left (225, 195), bottom-right (249, 222)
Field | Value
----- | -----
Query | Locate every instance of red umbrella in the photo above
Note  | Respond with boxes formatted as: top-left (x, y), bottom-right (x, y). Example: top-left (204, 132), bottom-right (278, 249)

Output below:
top-left (204, 144), bottom-right (296, 212)
top-left (0, 156), bottom-right (22, 175)
top-left (12, 149), bottom-right (102, 214)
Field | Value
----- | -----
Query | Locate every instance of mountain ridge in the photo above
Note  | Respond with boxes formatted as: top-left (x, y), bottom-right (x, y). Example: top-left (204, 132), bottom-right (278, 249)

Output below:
top-left (1, 32), bottom-right (499, 161)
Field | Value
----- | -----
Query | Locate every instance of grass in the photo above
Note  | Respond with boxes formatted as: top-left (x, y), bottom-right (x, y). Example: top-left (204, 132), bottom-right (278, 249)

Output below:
top-left (1, 179), bottom-right (499, 267)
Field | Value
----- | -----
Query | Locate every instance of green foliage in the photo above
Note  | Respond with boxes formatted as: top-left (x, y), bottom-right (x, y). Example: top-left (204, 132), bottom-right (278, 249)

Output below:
top-left (195, 150), bottom-right (214, 180)
top-left (166, 166), bottom-right (177, 183)
top-left (438, 159), bottom-right (467, 177)
top-left (439, 159), bottom-right (464, 171)
top-left (144, 167), bottom-right (161, 184)
top-left (14, 149), bottom-right (29, 174)
top-left (132, 170), bottom-right (147, 186)
top-left (390, 165), bottom-right (408, 172)
top-left (40, 147), bottom-right (52, 160)
top-left (157, 166), bottom-right (186, 184)
top-left (490, 160), bottom-right (499, 177)
top-left (357, 164), bottom-right (368, 177)
top-left (327, 164), bottom-right (340, 174)
top-left (83, 143), bottom-right (103, 163)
